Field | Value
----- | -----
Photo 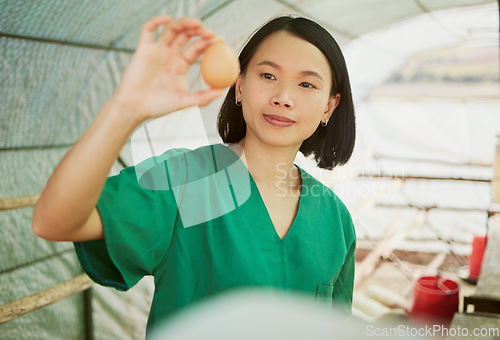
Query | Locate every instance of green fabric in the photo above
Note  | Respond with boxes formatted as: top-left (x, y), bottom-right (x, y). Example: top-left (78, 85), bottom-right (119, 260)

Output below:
top-left (74, 143), bottom-right (356, 334)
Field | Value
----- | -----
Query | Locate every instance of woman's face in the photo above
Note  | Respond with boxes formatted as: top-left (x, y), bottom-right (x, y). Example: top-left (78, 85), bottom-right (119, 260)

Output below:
top-left (236, 30), bottom-right (340, 150)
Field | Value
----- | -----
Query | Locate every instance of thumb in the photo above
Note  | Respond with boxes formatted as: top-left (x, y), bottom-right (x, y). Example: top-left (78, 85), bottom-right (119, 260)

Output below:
top-left (186, 89), bottom-right (226, 108)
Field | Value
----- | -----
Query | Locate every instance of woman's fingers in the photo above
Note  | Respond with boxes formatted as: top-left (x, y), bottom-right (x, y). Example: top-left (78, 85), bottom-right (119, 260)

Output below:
top-left (158, 17), bottom-right (204, 46)
top-left (182, 36), bottom-right (224, 65)
top-left (169, 28), bottom-right (198, 49)
top-left (181, 38), bottom-right (210, 65)
top-left (182, 89), bottom-right (225, 108)
top-left (127, 15), bottom-right (226, 115)
top-left (137, 15), bottom-right (216, 69)
top-left (170, 26), bottom-right (214, 51)
top-left (138, 15), bottom-right (171, 47)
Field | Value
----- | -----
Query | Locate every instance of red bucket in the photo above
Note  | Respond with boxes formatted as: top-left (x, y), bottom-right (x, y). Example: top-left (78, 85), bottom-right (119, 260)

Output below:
top-left (468, 235), bottom-right (487, 281)
top-left (409, 275), bottom-right (459, 328)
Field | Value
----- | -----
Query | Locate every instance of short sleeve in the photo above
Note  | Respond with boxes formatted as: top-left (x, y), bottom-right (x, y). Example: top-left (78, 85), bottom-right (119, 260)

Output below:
top-left (74, 149), bottom-right (186, 291)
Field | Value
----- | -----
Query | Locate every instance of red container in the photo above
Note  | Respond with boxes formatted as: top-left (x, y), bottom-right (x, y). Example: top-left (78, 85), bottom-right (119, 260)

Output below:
top-left (468, 235), bottom-right (487, 281)
top-left (410, 275), bottom-right (459, 328)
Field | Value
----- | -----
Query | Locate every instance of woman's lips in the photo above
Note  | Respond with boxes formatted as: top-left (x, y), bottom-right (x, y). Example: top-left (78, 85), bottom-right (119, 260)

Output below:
top-left (263, 114), bottom-right (296, 127)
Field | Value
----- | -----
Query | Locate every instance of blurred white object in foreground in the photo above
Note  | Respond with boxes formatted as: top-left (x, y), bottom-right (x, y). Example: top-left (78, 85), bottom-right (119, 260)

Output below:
top-left (149, 288), bottom-right (418, 340)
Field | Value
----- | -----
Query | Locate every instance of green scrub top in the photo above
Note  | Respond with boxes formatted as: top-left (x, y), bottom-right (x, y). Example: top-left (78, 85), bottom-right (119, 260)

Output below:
top-left (74, 143), bottom-right (356, 335)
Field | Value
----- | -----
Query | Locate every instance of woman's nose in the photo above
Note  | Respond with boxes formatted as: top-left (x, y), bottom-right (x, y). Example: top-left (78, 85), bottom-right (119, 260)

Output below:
top-left (271, 85), bottom-right (294, 109)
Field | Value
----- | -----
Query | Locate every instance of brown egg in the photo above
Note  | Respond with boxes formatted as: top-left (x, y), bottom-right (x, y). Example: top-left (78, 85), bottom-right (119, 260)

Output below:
top-left (200, 41), bottom-right (239, 89)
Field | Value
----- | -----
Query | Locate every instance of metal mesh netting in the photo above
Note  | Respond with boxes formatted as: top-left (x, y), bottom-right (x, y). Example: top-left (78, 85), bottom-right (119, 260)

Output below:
top-left (0, 0), bottom-right (228, 49)
top-left (0, 36), bottom-right (131, 148)
top-left (0, 251), bottom-right (84, 338)
top-left (0, 146), bottom-right (140, 339)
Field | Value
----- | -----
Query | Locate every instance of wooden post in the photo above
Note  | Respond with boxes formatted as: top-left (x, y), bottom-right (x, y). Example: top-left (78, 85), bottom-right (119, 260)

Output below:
top-left (0, 194), bottom-right (40, 211)
top-left (354, 211), bottom-right (427, 288)
top-left (492, 135), bottom-right (500, 204)
top-left (0, 273), bottom-right (94, 324)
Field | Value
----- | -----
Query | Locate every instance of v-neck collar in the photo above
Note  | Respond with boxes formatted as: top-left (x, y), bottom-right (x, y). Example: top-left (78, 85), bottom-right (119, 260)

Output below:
top-left (247, 166), bottom-right (305, 242)
top-left (213, 144), bottom-right (324, 288)
top-left (217, 143), bottom-right (309, 243)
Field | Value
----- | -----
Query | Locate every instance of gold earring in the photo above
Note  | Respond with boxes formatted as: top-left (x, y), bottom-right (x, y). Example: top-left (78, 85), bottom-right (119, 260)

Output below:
top-left (321, 119), bottom-right (328, 127)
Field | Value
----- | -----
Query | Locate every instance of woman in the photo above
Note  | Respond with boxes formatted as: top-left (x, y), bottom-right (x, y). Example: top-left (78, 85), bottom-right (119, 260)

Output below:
top-left (33, 14), bottom-right (356, 335)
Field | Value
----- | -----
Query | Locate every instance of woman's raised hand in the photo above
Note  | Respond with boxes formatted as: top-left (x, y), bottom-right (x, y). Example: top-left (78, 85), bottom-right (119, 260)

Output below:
top-left (112, 15), bottom-right (224, 120)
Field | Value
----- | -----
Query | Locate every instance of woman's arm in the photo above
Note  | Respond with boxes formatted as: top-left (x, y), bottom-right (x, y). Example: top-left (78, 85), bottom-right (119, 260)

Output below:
top-left (32, 100), bottom-right (139, 241)
top-left (32, 16), bottom-right (223, 242)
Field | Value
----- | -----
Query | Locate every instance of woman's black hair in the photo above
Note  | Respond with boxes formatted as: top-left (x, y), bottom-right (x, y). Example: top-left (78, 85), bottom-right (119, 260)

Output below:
top-left (217, 16), bottom-right (355, 169)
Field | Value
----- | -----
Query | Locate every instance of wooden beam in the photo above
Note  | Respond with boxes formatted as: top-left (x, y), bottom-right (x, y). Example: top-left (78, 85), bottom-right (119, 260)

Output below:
top-left (0, 194), bottom-right (40, 211)
top-left (492, 140), bottom-right (500, 204)
top-left (372, 154), bottom-right (491, 168)
top-left (354, 211), bottom-right (427, 288)
top-left (374, 203), bottom-right (500, 214)
top-left (0, 273), bottom-right (94, 324)
top-left (357, 173), bottom-right (490, 183)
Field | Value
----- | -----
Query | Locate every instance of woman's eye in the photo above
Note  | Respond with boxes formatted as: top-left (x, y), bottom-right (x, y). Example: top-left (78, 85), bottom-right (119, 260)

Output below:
top-left (300, 82), bottom-right (316, 89)
top-left (261, 73), bottom-right (275, 80)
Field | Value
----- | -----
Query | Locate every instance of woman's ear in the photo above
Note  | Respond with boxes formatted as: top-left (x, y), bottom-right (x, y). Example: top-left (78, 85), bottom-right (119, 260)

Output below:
top-left (324, 93), bottom-right (341, 121)
top-left (235, 74), bottom-right (245, 100)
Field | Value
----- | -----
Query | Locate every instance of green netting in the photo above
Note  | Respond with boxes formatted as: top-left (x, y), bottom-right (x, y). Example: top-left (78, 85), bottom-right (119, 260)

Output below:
top-left (0, 253), bottom-right (84, 339)
top-left (0, 37), bottom-right (132, 148)
top-left (0, 0), bottom-right (228, 49)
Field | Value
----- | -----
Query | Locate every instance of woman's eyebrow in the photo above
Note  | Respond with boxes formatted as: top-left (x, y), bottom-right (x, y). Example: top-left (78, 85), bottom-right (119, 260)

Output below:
top-left (256, 60), bottom-right (324, 81)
